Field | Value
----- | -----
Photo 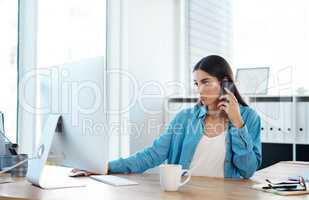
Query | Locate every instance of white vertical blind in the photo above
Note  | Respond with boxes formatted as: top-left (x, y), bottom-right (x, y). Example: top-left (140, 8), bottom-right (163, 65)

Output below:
top-left (188, 0), bottom-right (233, 68)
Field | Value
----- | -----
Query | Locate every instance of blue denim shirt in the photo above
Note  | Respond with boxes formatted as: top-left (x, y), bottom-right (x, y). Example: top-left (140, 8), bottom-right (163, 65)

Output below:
top-left (109, 104), bottom-right (262, 179)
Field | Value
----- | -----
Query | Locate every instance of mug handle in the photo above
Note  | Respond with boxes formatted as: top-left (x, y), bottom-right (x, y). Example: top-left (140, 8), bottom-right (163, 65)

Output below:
top-left (179, 169), bottom-right (191, 187)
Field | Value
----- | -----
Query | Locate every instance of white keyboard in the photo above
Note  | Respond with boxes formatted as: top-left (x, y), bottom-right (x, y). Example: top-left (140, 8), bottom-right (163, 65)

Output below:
top-left (90, 175), bottom-right (138, 186)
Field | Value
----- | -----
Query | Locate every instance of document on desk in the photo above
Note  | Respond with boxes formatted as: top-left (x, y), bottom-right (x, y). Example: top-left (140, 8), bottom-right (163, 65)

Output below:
top-left (251, 182), bottom-right (309, 196)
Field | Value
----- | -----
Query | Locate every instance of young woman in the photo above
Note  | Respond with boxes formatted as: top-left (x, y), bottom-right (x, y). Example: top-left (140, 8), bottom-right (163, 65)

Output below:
top-left (73, 55), bottom-right (261, 179)
top-left (107, 55), bottom-right (261, 179)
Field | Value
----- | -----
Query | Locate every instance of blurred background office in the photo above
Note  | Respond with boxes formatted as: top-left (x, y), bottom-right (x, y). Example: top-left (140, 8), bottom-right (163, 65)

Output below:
top-left (1, 0), bottom-right (309, 173)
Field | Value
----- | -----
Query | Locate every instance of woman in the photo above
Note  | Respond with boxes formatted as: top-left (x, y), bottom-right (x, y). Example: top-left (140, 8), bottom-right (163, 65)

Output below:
top-left (74, 55), bottom-right (261, 179)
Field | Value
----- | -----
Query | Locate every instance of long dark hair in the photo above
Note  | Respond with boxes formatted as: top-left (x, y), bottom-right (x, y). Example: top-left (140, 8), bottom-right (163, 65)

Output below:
top-left (193, 55), bottom-right (248, 107)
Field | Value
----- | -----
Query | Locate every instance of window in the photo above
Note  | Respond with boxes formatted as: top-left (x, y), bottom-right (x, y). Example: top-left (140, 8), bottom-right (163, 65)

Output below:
top-left (184, 0), bottom-right (309, 96)
top-left (18, 0), bottom-right (109, 154)
top-left (35, 0), bottom-right (107, 147)
top-left (185, 0), bottom-right (233, 95)
top-left (0, 0), bottom-right (18, 142)
top-left (188, 0), bottom-right (233, 68)
top-left (37, 0), bottom-right (106, 67)
top-left (233, 0), bottom-right (309, 95)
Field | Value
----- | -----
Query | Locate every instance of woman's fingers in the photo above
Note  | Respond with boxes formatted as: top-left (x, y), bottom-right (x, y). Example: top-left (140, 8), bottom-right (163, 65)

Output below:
top-left (71, 168), bottom-right (79, 173)
top-left (219, 105), bottom-right (228, 113)
top-left (219, 95), bottom-right (232, 104)
top-left (217, 102), bottom-right (229, 114)
top-left (85, 171), bottom-right (94, 176)
top-left (219, 95), bottom-right (229, 101)
top-left (217, 101), bottom-right (228, 108)
top-left (70, 168), bottom-right (99, 177)
top-left (224, 88), bottom-right (237, 102)
top-left (217, 99), bottom-right (231, 115)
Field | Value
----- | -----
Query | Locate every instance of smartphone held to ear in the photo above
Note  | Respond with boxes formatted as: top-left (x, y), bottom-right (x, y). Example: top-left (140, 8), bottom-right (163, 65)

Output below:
top-left (197, 77), bottom-right (234, 106)
top-left (220, 77), bottom-right (234, 96)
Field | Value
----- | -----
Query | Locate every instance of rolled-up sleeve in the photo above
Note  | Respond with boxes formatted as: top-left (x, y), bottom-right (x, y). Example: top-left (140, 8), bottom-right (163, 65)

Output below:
top-left (230, 111), bottom-right (262, 179)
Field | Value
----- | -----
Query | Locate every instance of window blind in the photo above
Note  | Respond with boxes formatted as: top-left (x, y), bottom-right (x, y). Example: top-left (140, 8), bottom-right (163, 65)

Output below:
top-left (188, 0), bottom-right (233, 68)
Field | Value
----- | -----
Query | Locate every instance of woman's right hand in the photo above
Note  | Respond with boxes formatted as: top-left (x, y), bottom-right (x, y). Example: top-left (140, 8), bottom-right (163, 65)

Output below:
top-left (69, 168), bottom-right (99, 177)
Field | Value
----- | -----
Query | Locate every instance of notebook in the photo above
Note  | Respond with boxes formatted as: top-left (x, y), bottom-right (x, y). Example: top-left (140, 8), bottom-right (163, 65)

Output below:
top-left (251, 183), bottom-right (309, 196)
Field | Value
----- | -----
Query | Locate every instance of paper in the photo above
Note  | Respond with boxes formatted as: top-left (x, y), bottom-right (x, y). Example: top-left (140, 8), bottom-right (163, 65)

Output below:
top-left (251, 182), bottom-right (309, 196)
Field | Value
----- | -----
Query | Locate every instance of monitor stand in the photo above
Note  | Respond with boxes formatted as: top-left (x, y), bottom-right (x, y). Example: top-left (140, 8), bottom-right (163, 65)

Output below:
top-left (26, 114), bottom-right (85, 189)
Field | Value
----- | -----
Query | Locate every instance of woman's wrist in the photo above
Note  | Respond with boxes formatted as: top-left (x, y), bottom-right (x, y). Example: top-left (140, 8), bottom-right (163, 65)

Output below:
top-left (232, 115), bottom-right (244, 128)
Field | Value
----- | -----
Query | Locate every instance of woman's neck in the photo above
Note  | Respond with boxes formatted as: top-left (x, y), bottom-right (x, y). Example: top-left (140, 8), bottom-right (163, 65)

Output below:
top-left (206, 102), bottom-right (226, 119)
top-left (207, 102), bottom-right (219, 114)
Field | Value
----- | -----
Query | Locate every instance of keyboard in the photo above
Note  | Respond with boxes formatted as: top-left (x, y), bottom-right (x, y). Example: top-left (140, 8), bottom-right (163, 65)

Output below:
top-left (90, 175), bottom-right (139, 186)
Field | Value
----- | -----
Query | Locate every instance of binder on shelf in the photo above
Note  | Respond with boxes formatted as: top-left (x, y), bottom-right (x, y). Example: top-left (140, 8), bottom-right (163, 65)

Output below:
top-left (257, 102), bottom-right (269, 143)
top-left (272, 101), bottom-right (282, 143)
top-left (251, 102), bottom-right (265, 142)
top-left (260, 118), bottom-right (268, 143)
top-left (296, 102), bottom-right (306, 144)
top-left (305, 102), bottom-right (309, 144)
top-left (266, 102), bottom-right (277, 143)
top-left (283, 102), bottom-right (293, 143)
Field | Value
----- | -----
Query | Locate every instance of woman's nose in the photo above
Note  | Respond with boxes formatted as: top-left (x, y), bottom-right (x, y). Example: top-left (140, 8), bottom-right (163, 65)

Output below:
top-left (194, 83), bottom-right (206, 94)
top-left (197, 85), bottom-right (205, 94)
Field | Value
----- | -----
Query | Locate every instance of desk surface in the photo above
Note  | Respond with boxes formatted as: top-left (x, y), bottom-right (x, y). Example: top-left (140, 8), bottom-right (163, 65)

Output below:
top-left (0, 161), bottom-right (309, 200)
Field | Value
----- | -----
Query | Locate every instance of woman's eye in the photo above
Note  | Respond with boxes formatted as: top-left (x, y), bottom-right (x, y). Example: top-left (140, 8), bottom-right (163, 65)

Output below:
top-left (194, 82), bottom-right (198, 87)
top-left (202, 80), bottom-right (209, 85)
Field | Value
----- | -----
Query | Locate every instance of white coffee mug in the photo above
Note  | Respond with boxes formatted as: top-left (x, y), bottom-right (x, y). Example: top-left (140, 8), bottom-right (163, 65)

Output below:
top-left (159, 164), bottom-right (191, 191)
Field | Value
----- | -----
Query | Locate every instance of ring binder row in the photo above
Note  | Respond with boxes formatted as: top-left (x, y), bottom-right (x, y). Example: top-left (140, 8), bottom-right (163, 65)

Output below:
top-left (248, 96), bottom-right (309, 145)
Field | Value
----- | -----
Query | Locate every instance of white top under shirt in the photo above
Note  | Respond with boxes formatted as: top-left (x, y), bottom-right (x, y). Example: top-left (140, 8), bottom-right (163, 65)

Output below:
top-left (189, 131), bottom-right (226, 177)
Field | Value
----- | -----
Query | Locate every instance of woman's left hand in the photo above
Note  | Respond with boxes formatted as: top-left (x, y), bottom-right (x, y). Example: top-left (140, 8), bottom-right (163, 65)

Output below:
top-left (217, 88), bottom-right (244, 128)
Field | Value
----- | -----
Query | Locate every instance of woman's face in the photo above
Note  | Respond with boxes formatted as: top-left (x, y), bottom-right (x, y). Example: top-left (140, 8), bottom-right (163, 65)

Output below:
top-left (193, 70), bottom-right (221, 106)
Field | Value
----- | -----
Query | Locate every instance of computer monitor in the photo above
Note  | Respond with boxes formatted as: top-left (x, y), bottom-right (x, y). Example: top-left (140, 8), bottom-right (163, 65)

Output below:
top-left (35, 56), bottom-right (109, 174)
top-left (0, 112), bottom-right (5, 156)
top-left (235, 67), bottom-right (270, 95)
top-left (0, 112), bottom-right (4, 135)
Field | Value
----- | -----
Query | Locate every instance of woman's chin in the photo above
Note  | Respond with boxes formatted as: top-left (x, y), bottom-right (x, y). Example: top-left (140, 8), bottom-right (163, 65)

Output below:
top-left (202, 98), bottom-right (217, 106)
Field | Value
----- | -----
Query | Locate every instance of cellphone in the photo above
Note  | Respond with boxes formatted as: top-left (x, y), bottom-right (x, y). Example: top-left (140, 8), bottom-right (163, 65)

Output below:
top-left (221, 77), bottom-right (233, 96)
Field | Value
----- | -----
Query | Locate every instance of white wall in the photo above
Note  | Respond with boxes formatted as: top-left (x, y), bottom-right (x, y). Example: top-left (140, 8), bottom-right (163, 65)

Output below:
top-left (123, 0), bottom-right (181, 173)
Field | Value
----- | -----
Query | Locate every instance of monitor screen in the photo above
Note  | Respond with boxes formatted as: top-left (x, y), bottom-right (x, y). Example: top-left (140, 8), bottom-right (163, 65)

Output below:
top-left (35, 56), bottom-right (109, 174)
top-left (235, 67), bottom-right (269, 95)
top-left (0, 112), bottom-right (4, 134)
